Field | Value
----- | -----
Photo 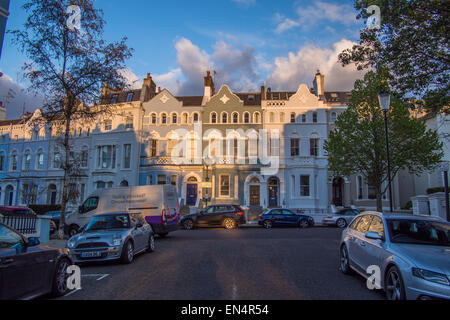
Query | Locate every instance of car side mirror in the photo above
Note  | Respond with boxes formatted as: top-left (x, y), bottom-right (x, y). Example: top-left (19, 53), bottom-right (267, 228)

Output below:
top-left (27, 237), bottom-right (40, 247)
top-left (365, 231), bottom-right (383, 241)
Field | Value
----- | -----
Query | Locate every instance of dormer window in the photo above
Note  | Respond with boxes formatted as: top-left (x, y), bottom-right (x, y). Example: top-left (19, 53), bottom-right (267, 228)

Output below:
top-left (104, 120), bottom-right (112, 131)
top-left (248, 95), bottom-right (255, 101)
top-left (126, 93), bottom-right (134, 102)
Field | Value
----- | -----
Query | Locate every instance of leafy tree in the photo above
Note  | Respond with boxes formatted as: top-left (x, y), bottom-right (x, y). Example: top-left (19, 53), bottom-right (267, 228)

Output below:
top-left (10, 0), bottom-right (133, 238)
top-left (325, 71), bottom-right (443, 211)
top-left (339, 0), bottom-right (449, 113)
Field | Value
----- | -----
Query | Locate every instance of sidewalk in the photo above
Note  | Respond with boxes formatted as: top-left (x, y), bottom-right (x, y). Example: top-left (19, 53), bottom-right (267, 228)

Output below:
top-left (45, 239), bottom-right (68, 249)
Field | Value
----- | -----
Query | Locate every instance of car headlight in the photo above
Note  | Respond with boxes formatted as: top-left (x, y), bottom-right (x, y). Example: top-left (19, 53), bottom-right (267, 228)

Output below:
top-left (67, 238), bottom-right (76, 249)
top-left (412, 268), bottom-right (450, 286)
top-left (112, 238), bottom-right (122, 246)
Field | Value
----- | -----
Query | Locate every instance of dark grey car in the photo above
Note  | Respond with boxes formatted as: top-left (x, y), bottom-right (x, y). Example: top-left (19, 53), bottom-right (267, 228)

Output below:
top-left (67, 212), bottom-right (155, 264)
top-left (0, 222), bottom-right (73, 300)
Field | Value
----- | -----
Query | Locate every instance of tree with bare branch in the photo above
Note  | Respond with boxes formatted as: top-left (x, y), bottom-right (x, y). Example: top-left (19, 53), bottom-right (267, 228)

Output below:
top-left (10, 0), bottom-right (133, 238)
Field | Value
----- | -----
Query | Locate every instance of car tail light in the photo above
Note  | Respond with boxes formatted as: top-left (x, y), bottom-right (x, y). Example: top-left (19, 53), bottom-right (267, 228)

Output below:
top-left (161, 209), bottom-right (166, 225)
top-left (237, 211), bottom-right (244, 217)
top-left (259, 215), bottom-right (263, 219)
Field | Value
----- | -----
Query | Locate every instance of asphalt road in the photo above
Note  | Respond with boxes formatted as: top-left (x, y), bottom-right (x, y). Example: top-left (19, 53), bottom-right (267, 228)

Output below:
top-left (56, 227), bottom-right (385, 300)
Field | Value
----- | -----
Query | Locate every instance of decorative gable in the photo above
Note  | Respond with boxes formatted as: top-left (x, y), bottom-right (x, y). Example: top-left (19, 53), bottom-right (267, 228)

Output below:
top-left (287, 84), bottom-right (320, 109)
top-left (207, 85), bottom-right (243, 108)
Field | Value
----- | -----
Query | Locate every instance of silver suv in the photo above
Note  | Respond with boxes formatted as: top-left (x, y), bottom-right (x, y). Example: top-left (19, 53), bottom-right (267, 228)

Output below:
top-left (340, 211), bottom-right (450, 300)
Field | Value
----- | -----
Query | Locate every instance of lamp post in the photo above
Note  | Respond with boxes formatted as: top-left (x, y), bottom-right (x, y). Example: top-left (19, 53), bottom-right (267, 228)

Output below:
top-left (203, 157), bottom-right (211, 207)
top-left (378, 91), bottom-right (394, 213)
top-left (438, 161), bottom-right (449, 222)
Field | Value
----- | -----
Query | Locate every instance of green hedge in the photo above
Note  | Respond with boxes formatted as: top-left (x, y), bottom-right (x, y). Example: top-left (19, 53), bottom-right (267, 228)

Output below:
top-left (28, 204), bottom-right (61, 215)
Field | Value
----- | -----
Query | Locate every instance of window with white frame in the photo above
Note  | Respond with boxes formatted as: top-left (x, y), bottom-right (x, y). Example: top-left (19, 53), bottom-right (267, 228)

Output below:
top-left (96, 145), bottom-right (117, 169)
top-left (126, 92), bottom-right (134, 102)
top-left (290, 139), bottom-right (300, 156)
top-left (290, 113), bottom-right (296, 123)
top-left (193, 113), bottom-right (199, 123)
top-left (313, 112), bottom-right (318, 123)
top-left (0, 152), bottom-right (5, 171)
top-left (123, 144), bottom-right (131, 169)
top-left (310, 138), bottom-right (319, 157)
top-left (149, 139), bottom-right (158, 157)
top-left (232, 112), bottom-right (239, 124)
top-left (157, 175), bottom-right (167, 185)
top-left (53, 149), bottom-right (62, 169)
top-left (220, 175), bottom-right (230, 197)
top-left (211, 112), bottom-right (217, 124)
top-left (222, 112), bottom-right (228, 124)
top-left (161, 113), bottom-right (167, 124)
top-left (151, 113), bottom-right (157, 124)
top-left (81, 146), bottom-right (88, 168)
top-left (253, 112), bottom-right (260, 123)
top-left (104, 120), bottom-right (112, 131)
top-left (172, 113), bottom-right (178, 124)
top-left (125, 117), bottom-right (133, 129)
top-left (23, 151), bottom-right (32, 171)
top-left (300, 175), bottom-right (310, 197)
top-left (111, 94), bottom-right (118, 104)
top-left (244, 112), bottom-right (250, 123)
top-left (37, 151), bottom-right (44, 170)
top-left (11, 153), bottom-right (18, 171)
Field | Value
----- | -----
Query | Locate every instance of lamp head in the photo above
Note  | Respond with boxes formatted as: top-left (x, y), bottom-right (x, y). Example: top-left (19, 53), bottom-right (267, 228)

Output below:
top-left (378, 92), bottom-right (391, 111)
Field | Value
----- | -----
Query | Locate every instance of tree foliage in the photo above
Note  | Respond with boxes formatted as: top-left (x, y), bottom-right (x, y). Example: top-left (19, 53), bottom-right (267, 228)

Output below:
top-left (325, 71), bottom-right (443, 211)
top-left (9, 0), bottom-right (133, 238)
top-left (339, 0), bottom-right (449, 113)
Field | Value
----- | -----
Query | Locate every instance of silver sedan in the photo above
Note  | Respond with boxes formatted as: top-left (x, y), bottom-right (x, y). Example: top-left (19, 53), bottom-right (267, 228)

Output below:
top-left (340, 211), bottom-right (450, 300)
top-left (67, 212), bottom-right (155, 264)
top-left (322, 208), bottom-right (360, 228)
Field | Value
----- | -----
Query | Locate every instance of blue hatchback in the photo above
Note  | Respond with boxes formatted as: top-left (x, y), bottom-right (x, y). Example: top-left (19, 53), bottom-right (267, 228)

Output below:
top-left (258, 209), bottom-right (315, 229)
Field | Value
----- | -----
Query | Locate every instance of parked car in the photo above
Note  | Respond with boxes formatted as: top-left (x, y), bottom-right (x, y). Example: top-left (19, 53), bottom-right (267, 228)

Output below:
top-left (258, 209), bottom-right (314, 229)
top-left (65, 185), bottom-right (179, 238)
top-left (0, 206), bottom-right (36, 216)
top-left (45, 211), bottom-right (71, 229)
top-left (340, 211), bottom-right (450, 300)
top-left (67, 212), bottom-right (155, 264)
top-left (180, 205), bottom-right (246, 230)
top-left (323, 208), bottom-right (360, 228)
top-left (0, 222), bottom-right (73, 300)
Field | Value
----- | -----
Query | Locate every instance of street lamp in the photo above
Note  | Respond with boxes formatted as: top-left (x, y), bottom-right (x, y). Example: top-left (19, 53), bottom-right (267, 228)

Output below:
top-left (378, 91), bottom-right (393, 213)
top-left (203, 156), bottom-right (211, 207)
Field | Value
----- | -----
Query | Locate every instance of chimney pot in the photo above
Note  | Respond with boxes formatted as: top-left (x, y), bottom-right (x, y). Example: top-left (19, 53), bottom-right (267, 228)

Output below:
top-left (158, 87), bottom-right (161, 93)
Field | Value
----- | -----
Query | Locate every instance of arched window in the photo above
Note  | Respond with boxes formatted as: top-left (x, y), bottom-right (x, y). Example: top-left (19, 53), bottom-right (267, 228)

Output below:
top-left (211, 112), bottom-right (217, 124)
top-left (151, 113), bottom-right (157, 124)
top-left (253, 112), bottom-right (260, 123)
top-left (182, 113), bottom-right (188, 124)
top-left (172, 113), bottom-right (178, 124)
top-left (232, 112), bottom-right (239, 124)
top-left (193, 113), bottom-right (199, 123)
top-left (161, 113), bottom-right (167, 124)
top-left (10, 152), bottom-right (18, 171)
top-left (120, 180), bottom-right (129, 187)
top-left (23, 150), bottom-right (32, 171)
top-left (36, 149), bottom-right (44, 170)
top-left (244, 112), bottom-right (250, 124)
top-left (53, 148), bottom-right (61, 169)
top-left (81, 146), bottom-right (88, 168)
top-left (222, 112), bottom-right (228, 124)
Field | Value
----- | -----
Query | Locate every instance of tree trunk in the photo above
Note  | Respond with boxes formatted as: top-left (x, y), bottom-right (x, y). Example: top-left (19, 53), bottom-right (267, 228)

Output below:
top-left (376, 183), bottom-right (383, 212)
top-left (57, 116), bottom-right (71, 240)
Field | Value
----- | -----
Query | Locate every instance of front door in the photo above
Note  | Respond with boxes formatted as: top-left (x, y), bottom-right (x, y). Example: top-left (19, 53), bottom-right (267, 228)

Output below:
top-left (268, 184), bottom-right (279, 207)
top-left (333, 178), bottom-right (343, 206)
top-left (249, 185), bottom-right (260, 206)
top-left (186, 184), bottom-right (198, 206)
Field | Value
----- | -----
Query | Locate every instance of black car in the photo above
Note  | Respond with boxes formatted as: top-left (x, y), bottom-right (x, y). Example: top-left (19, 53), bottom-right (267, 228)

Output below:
top-left (258, 209), bottom-right (315, 229)
top-left (0, 222), bottom-right (73, 300)
top-left (180, 205), bottom-right (246, 230)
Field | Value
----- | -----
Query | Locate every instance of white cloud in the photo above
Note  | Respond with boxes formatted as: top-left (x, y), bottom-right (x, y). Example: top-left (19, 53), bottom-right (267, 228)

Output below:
top-left (119, 68), bottom-right (142, 89)
top-left (0, 73), bottom-right (44, 120)
top-left (267, 39), bottom-right (366, 91)
top-left (297, 1), bottom-right (357, 27)
top-left (274, 14), bottom-right (301, 34)
top-left (152, 68), bottom-right (182, 95)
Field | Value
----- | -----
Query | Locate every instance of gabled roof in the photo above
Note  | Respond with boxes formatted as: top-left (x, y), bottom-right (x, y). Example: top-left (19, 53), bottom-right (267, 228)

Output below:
top-left (236, 93), bottom-right (262, 106)
top-left (100, 89), bottom-right (143, 105)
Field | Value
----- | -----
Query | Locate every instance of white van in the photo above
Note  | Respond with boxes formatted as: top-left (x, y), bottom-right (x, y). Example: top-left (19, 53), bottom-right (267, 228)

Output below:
top-left (65, 185), bottom-right (180, 237)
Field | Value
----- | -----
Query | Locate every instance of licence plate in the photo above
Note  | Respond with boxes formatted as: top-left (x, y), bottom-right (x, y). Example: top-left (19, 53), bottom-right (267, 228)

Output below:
top-left (81, 251), bottom-right (102, 258)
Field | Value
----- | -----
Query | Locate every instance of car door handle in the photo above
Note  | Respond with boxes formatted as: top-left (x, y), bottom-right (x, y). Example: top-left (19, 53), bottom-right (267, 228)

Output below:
top-left (1, 258), bottom-right (14, 265)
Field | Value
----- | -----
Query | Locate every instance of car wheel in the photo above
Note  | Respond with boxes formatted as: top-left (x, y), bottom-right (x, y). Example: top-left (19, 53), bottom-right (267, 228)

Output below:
top-left (224, 218), bottom-right (237, 230)
top-left (263, 220), bottom-right (272, 229)
top-left (158, 232), bottom-right (168, 238)
top-left (146, 234), bottom-right (155, 253)
top-left (51, 258), bottom-right (70, 297)
top-left (183, 219), bottom-right (194, 230)
top-left (121, 240), bottom-right (134, 264)
top-left (337, 219), bottom-right (347, 228)
top-left (68, 225), bottom-right (79, 237)
top-left (385, 266), bottom-right (406, 300)
top-left (339, 245), bottom-right (353, 275)
top-left (298, 219), bottom-right (309, 228)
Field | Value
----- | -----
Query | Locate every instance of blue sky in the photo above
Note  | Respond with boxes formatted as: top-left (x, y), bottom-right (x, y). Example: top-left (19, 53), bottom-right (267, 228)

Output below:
top-left (0, 0), bottom-right (368, 119)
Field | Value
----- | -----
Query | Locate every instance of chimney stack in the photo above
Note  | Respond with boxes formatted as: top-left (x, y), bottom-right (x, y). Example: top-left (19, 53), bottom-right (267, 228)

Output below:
top-left (158, 87), bottom-right (161, 93)
top-left (202, 70), bottom-right (215, 105)
top-left (260, 83), bottom-right (266, 101)
top-left (313, 70), bottom-right (325, 96)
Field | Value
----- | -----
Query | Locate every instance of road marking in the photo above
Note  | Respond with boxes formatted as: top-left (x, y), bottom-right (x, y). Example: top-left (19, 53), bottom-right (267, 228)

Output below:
top-left (64, 288), bottom-right (81, 297)
top-left (82, 274), bottom-right (110, 281)
top-left (96, 274), bottom-right (110, 281)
